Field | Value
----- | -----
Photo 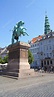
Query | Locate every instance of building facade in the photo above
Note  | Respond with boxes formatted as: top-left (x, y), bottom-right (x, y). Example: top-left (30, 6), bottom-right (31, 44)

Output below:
top-left (29, 15), bottom-right (54, 71)
top-left (29, 32), bottom-right (54, 70)
top-left (39, 32), bottom-right (54, 70)
top-left (29, 35), bottom-right (42, 68)
top-left (0, 47), bottom-right (8, 59)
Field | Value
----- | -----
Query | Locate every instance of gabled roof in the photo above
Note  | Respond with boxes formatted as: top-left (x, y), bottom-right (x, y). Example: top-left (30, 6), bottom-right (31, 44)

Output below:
top-left (0, 47), bottom-right (8, 55)
top-left (31, 35), bottom-right (42, 43)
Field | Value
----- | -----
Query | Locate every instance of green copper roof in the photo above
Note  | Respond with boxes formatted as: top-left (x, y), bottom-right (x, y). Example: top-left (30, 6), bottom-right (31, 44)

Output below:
top-left (44, 15), bottom-right (50, 34)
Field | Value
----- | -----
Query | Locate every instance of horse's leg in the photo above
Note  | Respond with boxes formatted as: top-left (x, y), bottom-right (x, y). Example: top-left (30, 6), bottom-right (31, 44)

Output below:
top-left (20, 31), bottom-right (27, 36)
top-left (16, 37), bottom-right (19, 42)
top-left (16, 39), bottom-right (18, 42)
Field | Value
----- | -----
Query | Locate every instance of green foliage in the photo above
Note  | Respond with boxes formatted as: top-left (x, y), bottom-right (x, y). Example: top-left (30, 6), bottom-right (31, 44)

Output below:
top-left (0, 57), bottom-right (2, 63)
top-left (28, 50), bottom-right (34, 64)
top-left (3, 55), bottom-right (8, 63)
top-left (0, 55), bottom-right (8, 64)
top-left (0, 59), bottom-right (4, 64)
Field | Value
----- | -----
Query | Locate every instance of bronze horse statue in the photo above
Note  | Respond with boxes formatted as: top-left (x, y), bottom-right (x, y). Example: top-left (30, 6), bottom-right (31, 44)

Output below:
top-left (12, 21), bottom-right (28, 44)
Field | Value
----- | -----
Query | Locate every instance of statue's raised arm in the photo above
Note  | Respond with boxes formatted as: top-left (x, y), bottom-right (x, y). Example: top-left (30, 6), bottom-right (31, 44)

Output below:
top-left (12, 21), bottom-right (29, 44)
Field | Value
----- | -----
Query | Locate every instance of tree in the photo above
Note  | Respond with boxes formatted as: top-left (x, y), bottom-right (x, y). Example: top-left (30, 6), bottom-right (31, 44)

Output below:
top-left (0, 55), bottom-right (8, 64)
top-left (3, 55), bottom-right (8, 63)
top-left (0, 57), bottom-right (2, 63)
top-left (28, 50), bottom-right (34, 64)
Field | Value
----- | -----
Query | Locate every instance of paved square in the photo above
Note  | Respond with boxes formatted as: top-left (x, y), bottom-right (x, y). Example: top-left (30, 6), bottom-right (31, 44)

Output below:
top-left (0, 73), bottom-right (54, 97)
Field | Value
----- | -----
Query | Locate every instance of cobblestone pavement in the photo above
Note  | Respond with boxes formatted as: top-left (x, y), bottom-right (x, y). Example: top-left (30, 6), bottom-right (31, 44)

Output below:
top-left (0, 73), bottom-right (54, 97)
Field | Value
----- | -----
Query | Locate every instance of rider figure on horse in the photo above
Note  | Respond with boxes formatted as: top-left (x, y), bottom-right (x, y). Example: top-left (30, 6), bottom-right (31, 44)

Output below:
top-left (12, 21), bottom-right (28, 44)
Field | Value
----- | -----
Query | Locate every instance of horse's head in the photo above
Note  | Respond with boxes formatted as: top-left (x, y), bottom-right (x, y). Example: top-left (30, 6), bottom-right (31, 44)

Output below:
top-left (16, 21), bottom-right (24, 28)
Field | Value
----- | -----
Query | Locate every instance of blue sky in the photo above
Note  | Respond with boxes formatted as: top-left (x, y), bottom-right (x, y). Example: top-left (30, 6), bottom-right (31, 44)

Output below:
top-left (0, 0), bottom-right (54, 47)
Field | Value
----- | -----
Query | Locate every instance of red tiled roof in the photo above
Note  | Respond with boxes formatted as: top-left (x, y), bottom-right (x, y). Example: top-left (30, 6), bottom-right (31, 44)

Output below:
top-left (31, 35), bottom-right (42, 43)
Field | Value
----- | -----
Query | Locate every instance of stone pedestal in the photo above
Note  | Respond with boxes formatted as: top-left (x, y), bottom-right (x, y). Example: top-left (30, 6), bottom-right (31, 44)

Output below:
top-left (7, 41), bottom-right (35, 78)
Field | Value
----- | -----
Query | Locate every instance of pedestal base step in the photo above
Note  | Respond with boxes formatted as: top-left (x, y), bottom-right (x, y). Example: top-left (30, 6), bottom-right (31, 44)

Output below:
top-left (4, 69), bottom-right (36, 79)
top-left (19, 69), bottom-right (36, 78)
top-left (5, 71), bottom-right (18, 77)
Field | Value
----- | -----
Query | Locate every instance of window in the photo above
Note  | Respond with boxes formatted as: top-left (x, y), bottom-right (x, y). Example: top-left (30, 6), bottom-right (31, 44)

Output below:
top-left (44, 53), bottom-right (45, 55)
top-left (47, 60), bottom-right (49, 65)
top-left (44, 61), bottom-right (46, 65)
top-left (50, 53), bottom-right (52, 57)
top-left (50, 60), bottom-right (52, 64)
top-left (35, 44), bottom-right (36, 46)
top-left (49, 40), bottom-right (51, 42)
top-left (47, 46), bottom-right (48, 50)
top-left (50, 46), bottom-right (51, 49)
top-left (41, 61), bottom-right (43, 67)
top-left (41, 42), bottom-right (42, 45)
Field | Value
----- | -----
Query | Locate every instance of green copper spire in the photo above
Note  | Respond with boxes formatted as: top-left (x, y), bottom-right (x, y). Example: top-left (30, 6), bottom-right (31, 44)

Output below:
top-left (44, 14), bottom-right (50, 34)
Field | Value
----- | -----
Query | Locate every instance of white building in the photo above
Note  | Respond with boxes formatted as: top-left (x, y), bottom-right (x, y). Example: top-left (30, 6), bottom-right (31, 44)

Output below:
top-left (29, 35), bottom-right (42, 68)
top-left (29, 32), bottom-right (54, 70)
top-left (0, 47), bottom-right (8, 59)
top-left (29, 15), bottom-right (54, 71)
top-left (39, 32), bottom-right (54, 68)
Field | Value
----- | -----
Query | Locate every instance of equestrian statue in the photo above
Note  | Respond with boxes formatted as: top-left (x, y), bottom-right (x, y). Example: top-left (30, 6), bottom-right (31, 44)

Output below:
top-left (12, 21), bottom-right (29, 44)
